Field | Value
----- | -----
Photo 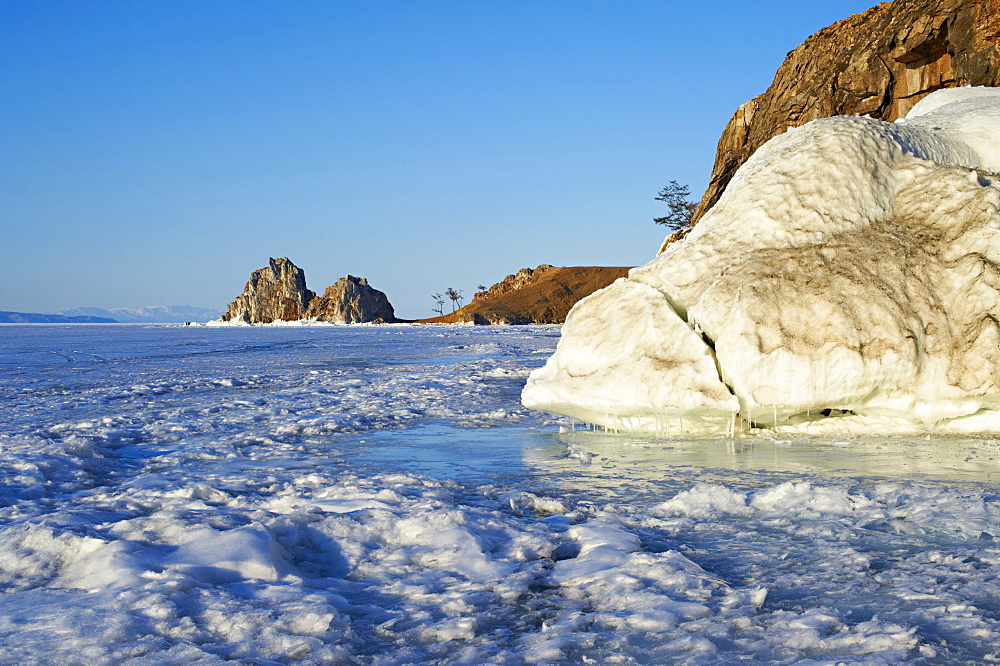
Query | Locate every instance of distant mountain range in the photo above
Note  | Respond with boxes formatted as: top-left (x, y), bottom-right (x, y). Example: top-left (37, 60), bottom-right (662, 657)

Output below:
top-left (61, 306), bottom-right (224, 323)
top-left (0, 311), bottom-right (117, 324)
top-left (0, 306), bottom-right (223, 324)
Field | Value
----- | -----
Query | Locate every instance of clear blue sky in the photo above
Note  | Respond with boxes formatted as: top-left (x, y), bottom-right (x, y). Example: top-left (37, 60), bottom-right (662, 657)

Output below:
top-left (1, 1), bottom-right (882, 319)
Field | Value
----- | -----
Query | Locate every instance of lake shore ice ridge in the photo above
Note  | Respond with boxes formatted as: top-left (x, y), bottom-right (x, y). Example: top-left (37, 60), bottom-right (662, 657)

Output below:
top-left (523, 87), bottom-right (1000, 435)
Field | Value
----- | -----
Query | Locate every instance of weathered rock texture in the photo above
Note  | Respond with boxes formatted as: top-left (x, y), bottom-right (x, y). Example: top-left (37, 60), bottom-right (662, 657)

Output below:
top-left (221, 257), bottom-right (315, 324)
top-left (472, 265), bottom-right (555, 303)
top-left (421, 266), bottom-right (631, 325)
top-left (690, 0), bottom-right (1000, 233)
top-left (305, 276), bottom-right (398, 323)
top-left (220, 259), bottom-right (397, 324)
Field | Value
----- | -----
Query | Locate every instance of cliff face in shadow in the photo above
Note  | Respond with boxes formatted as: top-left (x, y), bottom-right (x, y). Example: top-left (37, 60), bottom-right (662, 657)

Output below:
top-left (305, 276), bottom-right (397, 323)
top-left (690, 0), bottom-right (1000, 232)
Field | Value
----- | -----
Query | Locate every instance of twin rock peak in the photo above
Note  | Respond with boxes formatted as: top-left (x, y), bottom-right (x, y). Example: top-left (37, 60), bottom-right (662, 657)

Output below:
top-left (221, 257), bottom-right (397, 324)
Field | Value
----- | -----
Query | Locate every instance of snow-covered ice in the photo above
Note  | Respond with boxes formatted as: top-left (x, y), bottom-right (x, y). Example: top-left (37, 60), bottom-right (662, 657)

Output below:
top-left (1, 324), bottom-right (1000, 663)
top-left (523, 87), bottom-right (1000, 435)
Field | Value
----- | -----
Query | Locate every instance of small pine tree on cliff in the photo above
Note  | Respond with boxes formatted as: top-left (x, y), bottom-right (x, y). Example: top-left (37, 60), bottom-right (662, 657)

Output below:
top-left (445, 287), bottom-right (463, 311)
top-left (654, 180), bottom-right (697, 231)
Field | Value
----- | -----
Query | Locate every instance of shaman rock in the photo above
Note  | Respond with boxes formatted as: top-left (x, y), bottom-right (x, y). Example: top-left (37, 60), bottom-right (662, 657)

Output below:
top-left (305, 276), bottom-right (398, 323)
top-left (221, 258), bottom-right (315, 324)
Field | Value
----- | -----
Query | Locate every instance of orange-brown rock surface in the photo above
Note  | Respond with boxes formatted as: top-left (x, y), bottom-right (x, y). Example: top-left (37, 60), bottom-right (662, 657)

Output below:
top-left (221, 257), bottom-right (315, 323)
top-left (421, 266), bottom-right (631, 325)
top-left (472, 265), bottom-right (555, 303)
top-left (692, 0), bottom-right (1000, 230)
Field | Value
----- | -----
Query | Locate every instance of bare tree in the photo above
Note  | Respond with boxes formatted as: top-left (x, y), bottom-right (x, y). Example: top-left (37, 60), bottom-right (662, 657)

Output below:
top-left (431, 293), bottom-right (445, 316)
top-left (654, 180), bottom-right (697, 231)
top-left (445, 287), bottom-right (463, 311)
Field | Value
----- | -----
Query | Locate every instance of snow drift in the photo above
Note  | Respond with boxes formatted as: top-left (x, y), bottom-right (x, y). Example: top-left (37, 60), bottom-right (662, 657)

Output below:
top-left (523, 87), bottom-right (1000, 434)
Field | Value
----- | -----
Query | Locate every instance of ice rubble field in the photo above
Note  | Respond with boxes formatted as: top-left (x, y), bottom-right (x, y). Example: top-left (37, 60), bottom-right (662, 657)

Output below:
top-left (2, 325), bottom-right (1000, 664)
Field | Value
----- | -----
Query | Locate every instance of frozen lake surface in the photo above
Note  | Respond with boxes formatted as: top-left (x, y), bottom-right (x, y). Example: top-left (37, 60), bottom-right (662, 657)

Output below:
top-left (1, 324), bottom-right (999, 664)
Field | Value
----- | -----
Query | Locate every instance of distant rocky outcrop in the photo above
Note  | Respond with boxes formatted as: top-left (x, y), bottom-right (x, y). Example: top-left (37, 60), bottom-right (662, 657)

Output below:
top-left (421, 265), bottom-right (631, 325)
top-left (688, 0), bottom-right (1000, 235)
top-left (219, 259), bottom-right (398, 324)
top-left (221, 258), bottom-right (315, 323)
top-left (0, 311), bottom-right (117, 324)
top-left (305, 276), bottom-right (397, 323)
top-left (471, 265), bottom-right (555, 303)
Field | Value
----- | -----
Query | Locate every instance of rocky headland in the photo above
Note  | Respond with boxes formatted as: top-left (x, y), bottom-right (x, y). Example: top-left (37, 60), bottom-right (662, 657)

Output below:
top-left (681, 0), bottom-right (1000, 246)
top-left (218, 258), bottom-right (398, 324)
top-left (421, 265), bottom-right (631, 325)
top-left (473, 265), bottom-right (556, 302)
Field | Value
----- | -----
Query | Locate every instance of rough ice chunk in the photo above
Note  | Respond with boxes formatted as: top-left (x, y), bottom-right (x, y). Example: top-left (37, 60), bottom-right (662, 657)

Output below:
top-left (523, 279), bottom-right (739, 433)
top-left (523, 87), bottom-right (1000, 434)
top-left (164, 524), bottom-right (292, 584)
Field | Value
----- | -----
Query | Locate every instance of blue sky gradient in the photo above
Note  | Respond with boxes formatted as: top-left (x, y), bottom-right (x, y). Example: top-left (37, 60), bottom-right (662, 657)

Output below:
top-left (2, 1), bottom-right (882, 319)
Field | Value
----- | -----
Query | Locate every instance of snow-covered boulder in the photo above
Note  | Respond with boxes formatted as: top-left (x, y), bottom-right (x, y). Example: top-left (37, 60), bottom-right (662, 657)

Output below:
top-left (523, 87), bottom-right (1000, 435)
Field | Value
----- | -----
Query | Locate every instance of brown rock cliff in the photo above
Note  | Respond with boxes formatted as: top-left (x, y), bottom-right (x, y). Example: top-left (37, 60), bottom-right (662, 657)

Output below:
top-left (422, 266), bottom-right (631, 325)
top-left (472, 265), bottom-right (555, 303)
top-left (690, 0), bottom-right (1000, 236)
